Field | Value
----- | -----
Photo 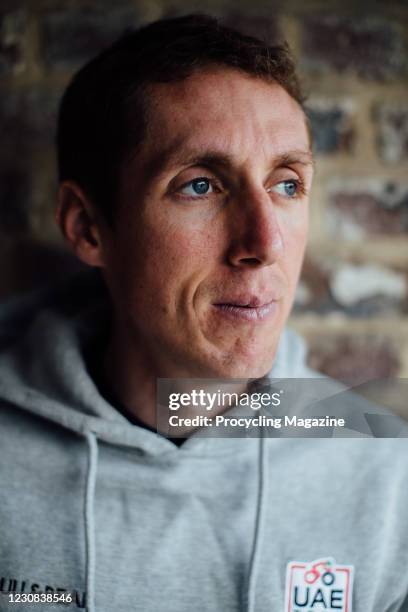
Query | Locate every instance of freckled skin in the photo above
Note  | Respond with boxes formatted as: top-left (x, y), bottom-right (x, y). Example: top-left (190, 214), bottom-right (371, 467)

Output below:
top-left (100, 68), bottom-right (314, 379)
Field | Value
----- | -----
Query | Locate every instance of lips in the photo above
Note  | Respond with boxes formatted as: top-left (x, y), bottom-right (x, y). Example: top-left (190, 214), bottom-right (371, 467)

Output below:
top-left (212, 296), bottom-right (279, 322)
top-left (214, 293), bottom-right (279, 307)
top-left (216, 299), bottom-right (268, 308)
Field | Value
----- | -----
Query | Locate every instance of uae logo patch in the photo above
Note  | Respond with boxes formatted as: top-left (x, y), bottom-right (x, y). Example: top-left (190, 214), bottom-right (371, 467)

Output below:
top-left (284, 557), bottom-right (354, 611)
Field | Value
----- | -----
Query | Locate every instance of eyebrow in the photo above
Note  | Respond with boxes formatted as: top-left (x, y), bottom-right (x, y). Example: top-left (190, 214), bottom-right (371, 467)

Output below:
top-left (141, 144), bottom-right (315, 180)
top-left (170, 149), bottom-right (315, 170)
top-left (274, 151), bottom-right (315, 168)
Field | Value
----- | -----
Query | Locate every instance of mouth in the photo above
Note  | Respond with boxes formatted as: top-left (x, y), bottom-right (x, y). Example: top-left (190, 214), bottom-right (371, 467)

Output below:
top-left (212, 297), bottom-right (278, 322)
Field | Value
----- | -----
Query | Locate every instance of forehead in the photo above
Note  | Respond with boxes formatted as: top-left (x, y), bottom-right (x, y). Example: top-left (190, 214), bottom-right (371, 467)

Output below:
top-left (131, 68), bottom-right (311, 177)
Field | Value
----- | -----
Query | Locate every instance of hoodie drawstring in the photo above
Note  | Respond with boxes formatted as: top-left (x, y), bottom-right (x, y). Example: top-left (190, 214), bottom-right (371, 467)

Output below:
top-left (84, 431), bottom-right (98, 612)
top-left (246, 426), bottom-right (269, 612)
top-left (83, 428), bottom-right (266, 612)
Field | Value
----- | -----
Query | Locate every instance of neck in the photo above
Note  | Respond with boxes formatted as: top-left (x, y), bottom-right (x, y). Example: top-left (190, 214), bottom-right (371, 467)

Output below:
top-left (101, 318), bottom-right (249, 437)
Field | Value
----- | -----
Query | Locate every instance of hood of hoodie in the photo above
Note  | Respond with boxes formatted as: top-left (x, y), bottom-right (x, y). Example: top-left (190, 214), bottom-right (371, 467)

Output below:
top-left (0, 267), bottom-right (316, 456)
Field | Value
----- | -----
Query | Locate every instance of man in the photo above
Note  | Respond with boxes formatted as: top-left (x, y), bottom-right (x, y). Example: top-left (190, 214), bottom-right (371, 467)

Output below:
top-left (0, 14), bottom-right (407, 612)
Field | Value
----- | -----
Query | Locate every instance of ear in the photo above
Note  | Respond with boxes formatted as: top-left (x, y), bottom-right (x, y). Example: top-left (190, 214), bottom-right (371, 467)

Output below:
top-left (56, 181), bottom-right (108, 268)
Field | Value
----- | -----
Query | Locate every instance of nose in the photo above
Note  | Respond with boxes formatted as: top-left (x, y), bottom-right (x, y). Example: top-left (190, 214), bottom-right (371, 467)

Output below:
top-left (225, 185), bottom-right (284, 268)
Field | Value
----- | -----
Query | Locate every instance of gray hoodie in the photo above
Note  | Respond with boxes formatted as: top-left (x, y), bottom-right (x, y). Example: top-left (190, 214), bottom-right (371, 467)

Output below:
top-left (0, 269), bottom-right (407, 612)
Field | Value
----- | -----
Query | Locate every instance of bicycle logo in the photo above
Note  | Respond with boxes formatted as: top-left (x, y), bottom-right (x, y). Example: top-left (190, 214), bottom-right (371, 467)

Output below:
top-left (304, 559), bottom-right (335, 586)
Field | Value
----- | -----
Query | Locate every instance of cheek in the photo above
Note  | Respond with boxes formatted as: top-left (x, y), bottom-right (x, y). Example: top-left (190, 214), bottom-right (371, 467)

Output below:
top-left (151, 226), bottom-right (212, 277)
top-left (119, 218), bottom-right (216, 303)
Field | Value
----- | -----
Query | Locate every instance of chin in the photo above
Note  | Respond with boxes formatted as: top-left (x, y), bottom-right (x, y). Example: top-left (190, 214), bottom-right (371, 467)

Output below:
top-left (201, 351), bottom-right (275, 380)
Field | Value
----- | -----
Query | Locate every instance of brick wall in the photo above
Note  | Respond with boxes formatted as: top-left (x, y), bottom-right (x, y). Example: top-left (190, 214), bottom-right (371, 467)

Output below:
top-left (1, 0), bottom-right (407, 386)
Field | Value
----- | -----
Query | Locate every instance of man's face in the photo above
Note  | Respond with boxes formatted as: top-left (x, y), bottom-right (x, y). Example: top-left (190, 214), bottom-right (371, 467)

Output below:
top-left (100, 67), bottom-right (314, 379)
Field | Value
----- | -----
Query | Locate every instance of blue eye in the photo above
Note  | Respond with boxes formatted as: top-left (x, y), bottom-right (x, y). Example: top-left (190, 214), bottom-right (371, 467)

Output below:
top-left (180, 177), bottom-right (214, 197)
top-left (272, 180), bottom-right (300, 198)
